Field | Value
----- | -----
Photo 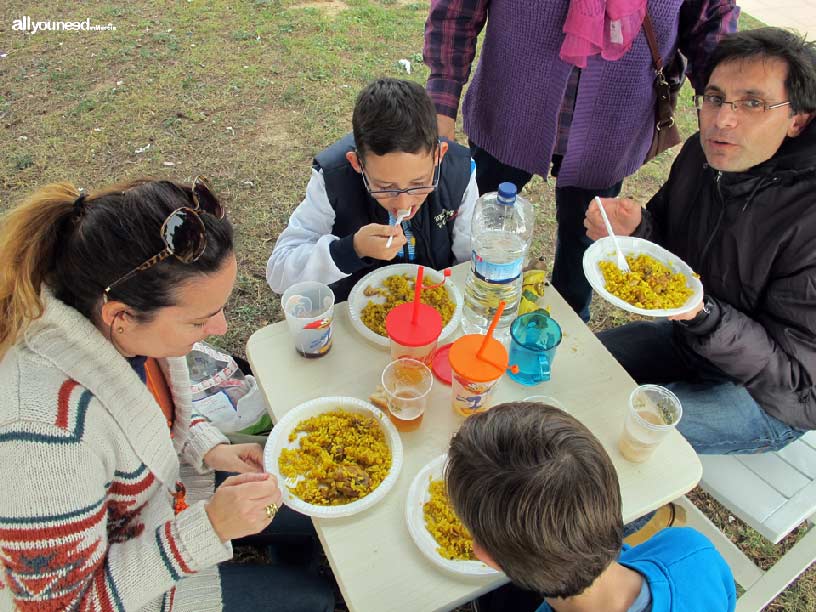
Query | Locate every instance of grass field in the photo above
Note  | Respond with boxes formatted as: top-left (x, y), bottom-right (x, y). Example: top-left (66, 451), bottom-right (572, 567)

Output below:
top-left (1, 2), bottom-right (812, 610)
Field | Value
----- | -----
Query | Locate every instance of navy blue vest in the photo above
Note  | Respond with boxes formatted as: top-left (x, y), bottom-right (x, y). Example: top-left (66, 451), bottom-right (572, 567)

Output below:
top-left (313, 133), bottom-right (472, 300)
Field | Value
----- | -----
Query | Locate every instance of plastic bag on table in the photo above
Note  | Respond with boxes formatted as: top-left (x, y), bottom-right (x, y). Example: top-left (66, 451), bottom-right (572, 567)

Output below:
top-left (186, 341), bottom-right (272, 434)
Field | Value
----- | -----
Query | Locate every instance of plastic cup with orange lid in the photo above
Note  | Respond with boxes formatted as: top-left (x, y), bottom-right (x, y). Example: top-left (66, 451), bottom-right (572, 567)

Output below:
top-left (385, 267), bottom-right (449, 366)
top-left (449, 301), bottom-right (518, 416)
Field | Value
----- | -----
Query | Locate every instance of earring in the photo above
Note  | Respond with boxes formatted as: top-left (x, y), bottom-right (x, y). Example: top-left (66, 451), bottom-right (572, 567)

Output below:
top-left (117, 326), bottom-right (125, 334)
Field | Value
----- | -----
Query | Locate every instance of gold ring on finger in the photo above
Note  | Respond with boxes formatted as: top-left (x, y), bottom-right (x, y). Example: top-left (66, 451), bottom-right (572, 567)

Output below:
top-left (265, 503), bottom-right (278, 520)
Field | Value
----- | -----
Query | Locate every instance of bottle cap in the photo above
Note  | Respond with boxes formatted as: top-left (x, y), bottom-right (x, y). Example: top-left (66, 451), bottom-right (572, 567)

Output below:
top-left (497, 182), bottom-right (517, 205)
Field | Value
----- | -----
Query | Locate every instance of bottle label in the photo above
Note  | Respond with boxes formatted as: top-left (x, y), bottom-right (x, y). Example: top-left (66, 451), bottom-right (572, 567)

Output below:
top-left (471, 251), bottom-right (523, 284)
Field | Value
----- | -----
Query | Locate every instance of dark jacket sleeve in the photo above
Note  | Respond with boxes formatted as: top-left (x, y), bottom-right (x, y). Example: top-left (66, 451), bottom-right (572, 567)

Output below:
top-left (680, 266), bottom-right (816, 429)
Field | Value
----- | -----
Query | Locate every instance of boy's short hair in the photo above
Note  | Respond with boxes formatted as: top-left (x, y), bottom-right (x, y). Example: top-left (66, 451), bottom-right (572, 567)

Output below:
top-left (446, 402), bottom-right (623, 598)
top-left (706, 27), bottom-right (816, 114)
top-left (352, 78), bottom-right (438, 158)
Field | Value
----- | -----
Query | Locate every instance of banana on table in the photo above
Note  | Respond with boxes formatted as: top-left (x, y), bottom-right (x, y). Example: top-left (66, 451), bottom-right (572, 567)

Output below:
top-left (518, 269), bottom-right (551, 316)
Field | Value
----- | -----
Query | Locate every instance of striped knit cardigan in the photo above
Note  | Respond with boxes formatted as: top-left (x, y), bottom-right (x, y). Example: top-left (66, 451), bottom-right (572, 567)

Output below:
top-left (0, 289), bottom-right (233, 611)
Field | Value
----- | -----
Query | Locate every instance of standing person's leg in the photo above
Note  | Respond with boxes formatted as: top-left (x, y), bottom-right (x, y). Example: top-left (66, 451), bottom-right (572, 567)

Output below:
top-left (219, 563), bottom-right (335, 612)
top-left (552, 182), bottom-right (622, 321)
top-left (667, 380), bottom-right (805, 454)
top-left (469, 142), bottom-right (534, 195)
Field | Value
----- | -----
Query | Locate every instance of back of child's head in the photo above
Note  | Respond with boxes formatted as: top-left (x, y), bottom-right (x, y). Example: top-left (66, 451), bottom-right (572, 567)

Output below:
top-left (446, 402), bottom-right (623, 598)
top-left (352, 78), bottom-right (438, 158)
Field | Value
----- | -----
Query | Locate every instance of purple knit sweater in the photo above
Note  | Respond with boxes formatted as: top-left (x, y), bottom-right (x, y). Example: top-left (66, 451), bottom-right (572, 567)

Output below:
top-left (426, 0), bottom-right (737, 189)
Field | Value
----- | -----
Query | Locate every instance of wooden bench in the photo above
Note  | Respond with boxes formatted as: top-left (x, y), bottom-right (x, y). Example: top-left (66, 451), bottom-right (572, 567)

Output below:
top-left (677, 431), bottom-right (816, 612)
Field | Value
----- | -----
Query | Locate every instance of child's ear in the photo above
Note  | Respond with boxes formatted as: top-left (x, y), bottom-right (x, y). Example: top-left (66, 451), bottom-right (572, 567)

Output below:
top-left (346, 151), bottom-right (363, 174)
top-left (436, 140), bottom-right (449, 164)
top-left (472, 541), bottom-right (502, 572)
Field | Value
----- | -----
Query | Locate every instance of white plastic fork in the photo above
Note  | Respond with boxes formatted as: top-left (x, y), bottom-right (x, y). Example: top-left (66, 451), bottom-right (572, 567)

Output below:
top-left (594, 196), bottom-right (630, 273)
top-left (385, 209), bottom-right (409, 248)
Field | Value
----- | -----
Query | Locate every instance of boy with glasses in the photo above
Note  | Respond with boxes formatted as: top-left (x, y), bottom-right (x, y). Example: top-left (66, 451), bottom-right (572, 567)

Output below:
top-left (267, 78), bottom-right (477, 300)
top-left (585, 28), bottom-right (816, 454)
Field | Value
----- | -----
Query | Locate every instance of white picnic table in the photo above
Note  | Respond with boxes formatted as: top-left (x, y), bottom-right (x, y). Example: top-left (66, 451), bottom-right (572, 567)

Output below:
top-left (246, 263), bottom-right (703, 612)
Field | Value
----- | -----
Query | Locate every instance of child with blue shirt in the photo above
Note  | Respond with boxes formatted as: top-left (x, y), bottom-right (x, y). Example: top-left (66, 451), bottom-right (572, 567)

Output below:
top-left (266, 78), bottom-right (477, 301)
top-left (446, 402), bottom-right (737, 612)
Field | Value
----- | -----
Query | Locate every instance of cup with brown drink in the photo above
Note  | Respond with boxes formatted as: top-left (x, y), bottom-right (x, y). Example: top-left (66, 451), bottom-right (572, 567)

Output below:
top-left (619, 385), bottom-right (683, 463)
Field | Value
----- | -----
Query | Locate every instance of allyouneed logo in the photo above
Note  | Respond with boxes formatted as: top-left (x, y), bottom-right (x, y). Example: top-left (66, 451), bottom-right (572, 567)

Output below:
top-left (12, 16), bottom-right (116, 34)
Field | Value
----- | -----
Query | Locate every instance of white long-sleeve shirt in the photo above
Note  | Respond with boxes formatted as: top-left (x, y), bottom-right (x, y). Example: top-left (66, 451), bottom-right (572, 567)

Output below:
top-left (266, 166), bottom-right (478, 295)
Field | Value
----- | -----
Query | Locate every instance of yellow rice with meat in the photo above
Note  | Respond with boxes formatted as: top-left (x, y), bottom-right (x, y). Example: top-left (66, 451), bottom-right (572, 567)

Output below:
top-left (361, 273), bottom-right (455, 336)
top-left (423, 479), bottom-right (476, 561)
top-left (278, 410), bottom-right (391, 506)
top-left (599, 254), bottom-right (693, 310)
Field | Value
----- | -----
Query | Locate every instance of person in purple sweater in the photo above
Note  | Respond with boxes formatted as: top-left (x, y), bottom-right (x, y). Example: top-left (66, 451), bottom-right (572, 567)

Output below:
top-left (424, 0), bottom-right (738, 321)
top-left (446, 402), bottom-right (736, 612)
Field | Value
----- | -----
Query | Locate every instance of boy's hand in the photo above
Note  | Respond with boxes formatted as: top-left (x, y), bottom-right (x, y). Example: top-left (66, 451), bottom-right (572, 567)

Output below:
top-left (584, 197), bottom-right (642, 241)
top-left (353, 223), bottom-right (407, 261)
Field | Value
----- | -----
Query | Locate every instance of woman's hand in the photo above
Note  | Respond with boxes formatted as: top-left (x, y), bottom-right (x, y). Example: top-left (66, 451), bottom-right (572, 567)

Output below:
top-left (205, 472), bottom-right (283, 542)
top-left (204, 443), bottom-right (264, 473)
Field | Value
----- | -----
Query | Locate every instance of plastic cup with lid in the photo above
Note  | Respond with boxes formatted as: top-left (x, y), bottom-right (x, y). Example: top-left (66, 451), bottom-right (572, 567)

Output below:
top-left (385, 267), bottom-right (445, 366)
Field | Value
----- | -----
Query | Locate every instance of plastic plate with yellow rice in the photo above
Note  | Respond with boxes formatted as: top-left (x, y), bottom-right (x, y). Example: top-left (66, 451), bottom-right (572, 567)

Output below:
top-left (348, 264), bottom-right (464, 349)
top-left (405, 454), bottom-right (501, 576)
top-left (582, 236), bottom-right (704, 318)
top-left (263, 396), bottom-right (403, 518)
top-left (598, 254), bottom-right (693, 310)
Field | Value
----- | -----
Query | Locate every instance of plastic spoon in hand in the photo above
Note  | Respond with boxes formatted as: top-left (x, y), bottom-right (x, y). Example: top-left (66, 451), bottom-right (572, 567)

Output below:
top-left (594, 196), bottom-right (630, 273)
top-left (385, 209), bottom-right (409, 249)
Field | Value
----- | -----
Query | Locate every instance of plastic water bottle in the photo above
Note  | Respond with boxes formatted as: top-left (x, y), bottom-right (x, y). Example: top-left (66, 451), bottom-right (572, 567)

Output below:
top-left (462, 182), bottom-right (535, 339)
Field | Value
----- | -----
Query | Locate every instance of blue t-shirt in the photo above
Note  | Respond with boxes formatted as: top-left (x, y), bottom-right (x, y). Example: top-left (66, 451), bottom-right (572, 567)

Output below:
top-left (535, 528), bottom-right (736, 612)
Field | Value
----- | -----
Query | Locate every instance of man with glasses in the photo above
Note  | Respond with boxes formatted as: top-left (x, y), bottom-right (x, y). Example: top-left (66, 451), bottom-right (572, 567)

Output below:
top-left (585, 28), bottom-right (816, 454)
top-left (267, 78), bottom-right (477, 301)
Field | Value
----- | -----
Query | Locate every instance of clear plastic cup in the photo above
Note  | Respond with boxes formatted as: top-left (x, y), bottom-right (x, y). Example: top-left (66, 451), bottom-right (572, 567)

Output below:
top-left (281, 281), bottom-right (335, 358)
top-left (381, 358), bottom-right (434, 432)
top-left (619, 385), bottom-right (683, 463)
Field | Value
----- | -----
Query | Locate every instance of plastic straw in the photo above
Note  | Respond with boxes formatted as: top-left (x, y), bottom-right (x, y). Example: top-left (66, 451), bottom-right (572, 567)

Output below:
top-left (477, 300), bottom-right (506, 359)
top-left (412, 266), bottom-right (425, 324)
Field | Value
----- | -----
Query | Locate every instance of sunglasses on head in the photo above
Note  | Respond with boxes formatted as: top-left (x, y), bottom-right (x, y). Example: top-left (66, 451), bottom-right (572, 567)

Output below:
top-left (103, 176), bottom-right (226, 299)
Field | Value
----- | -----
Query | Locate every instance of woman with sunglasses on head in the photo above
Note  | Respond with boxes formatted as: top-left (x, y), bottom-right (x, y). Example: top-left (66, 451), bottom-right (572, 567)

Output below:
top-left (0, 179), bottom-right (334, 611)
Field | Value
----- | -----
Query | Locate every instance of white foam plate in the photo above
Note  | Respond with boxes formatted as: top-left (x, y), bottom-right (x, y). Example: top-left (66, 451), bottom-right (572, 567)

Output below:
top-left (347, 263), bottom-right (463, 349)
top-left (263, 396), bottom-right (403, 519)
top-left (583, 236), bottom-right (703, 317)
top-left (405, 454), bottom-right (501, 577)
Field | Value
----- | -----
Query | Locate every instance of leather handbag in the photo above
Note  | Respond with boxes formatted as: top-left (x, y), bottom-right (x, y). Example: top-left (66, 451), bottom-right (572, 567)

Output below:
top-left (643, 13), bottom-right (685, 162)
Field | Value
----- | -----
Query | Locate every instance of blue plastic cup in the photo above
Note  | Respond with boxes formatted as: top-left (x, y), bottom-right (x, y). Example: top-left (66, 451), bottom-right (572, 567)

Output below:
top-left (507, 312), bottom-right (562, 386)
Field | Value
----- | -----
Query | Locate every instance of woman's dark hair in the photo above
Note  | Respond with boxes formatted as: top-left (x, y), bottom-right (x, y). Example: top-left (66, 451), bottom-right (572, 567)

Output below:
top-left (706, 27), bottom-right (816, 114)
top-left (0, 179), bottom-right (233, 355)
top-left (352, 78), bottom-right (439, 158)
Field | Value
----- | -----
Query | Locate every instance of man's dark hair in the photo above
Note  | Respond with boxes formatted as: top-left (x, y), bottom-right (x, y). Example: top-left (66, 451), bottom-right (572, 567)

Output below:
top-left (446, 402), bottom-right (623, 599)
top-left (706, 27), bottom-right (816, 114)
top-left (352, 78), bottom-right (438, 158)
